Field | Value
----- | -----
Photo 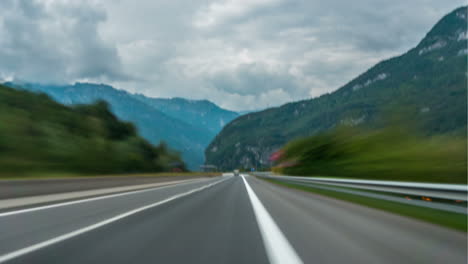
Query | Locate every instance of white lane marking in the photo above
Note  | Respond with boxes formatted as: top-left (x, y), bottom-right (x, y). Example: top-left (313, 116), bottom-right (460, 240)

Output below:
top-left (0, 180), bottom-right (192, 211)
top-left (241, 175), bottom-right (303, 264)
top-left (0, 178), bottom-right (210, 217)
top-left (0, 176), bottom-right (231, 263)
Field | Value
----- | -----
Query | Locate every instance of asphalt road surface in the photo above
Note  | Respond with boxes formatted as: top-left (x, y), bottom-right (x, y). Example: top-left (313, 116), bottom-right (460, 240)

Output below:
top-left (0, 175), bottom-right (466, 263)
top-left (0, 175), bottom-right (208, 199)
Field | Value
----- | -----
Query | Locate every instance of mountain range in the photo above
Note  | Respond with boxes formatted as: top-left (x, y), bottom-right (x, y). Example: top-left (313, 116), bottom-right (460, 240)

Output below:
top-left (5, 82), bottom-right (239, 169)
top-left (206, 6), bottom-right (468, 170)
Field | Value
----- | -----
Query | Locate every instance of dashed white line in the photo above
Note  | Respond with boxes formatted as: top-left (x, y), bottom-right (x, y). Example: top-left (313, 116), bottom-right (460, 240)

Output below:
top-left (241, 175), bottom-right (303, 264)
top-left (0, 176), bottom-right (231, 263)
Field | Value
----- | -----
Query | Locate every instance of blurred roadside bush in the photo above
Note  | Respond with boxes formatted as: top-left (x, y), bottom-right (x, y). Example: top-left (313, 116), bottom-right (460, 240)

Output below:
top-left (273, 126), bottom-right (466, 183)
top-left (0, 84), bottom-right (186, 177)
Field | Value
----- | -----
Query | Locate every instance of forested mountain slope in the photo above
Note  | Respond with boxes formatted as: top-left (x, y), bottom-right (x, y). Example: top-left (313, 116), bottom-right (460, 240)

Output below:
top-left (206, 6), bottom-right (467, 170)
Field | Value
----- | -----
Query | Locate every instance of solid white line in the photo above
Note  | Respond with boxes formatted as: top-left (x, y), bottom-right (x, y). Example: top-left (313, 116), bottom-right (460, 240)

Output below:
top-left (241, 175), bottom-right (303, 264)
top-left (0, 179), bottom-right (204, 216)
top-left (0, 176), bottom-right (231, 263)
top-left (0, 178), bottom-right (209, 217)
top-left (0, 179), bottom-right (192, 211)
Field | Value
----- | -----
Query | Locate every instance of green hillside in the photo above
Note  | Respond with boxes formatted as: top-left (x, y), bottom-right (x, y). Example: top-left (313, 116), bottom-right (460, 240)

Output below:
top-left (6, 82), bottom-right (239, 170)
top-left (206, 6), bottom-right (468, 170)
top-left (0, 84), bottom-right (185, 176)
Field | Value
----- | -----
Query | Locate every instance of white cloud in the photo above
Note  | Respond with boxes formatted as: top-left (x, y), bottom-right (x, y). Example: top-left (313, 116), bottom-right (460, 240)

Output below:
top-left (0, 0), bottom-right (128, 83)
top-left (0, 0), bottom-right (465, 111)
top-left (193, 0), bottom-right (283, 28)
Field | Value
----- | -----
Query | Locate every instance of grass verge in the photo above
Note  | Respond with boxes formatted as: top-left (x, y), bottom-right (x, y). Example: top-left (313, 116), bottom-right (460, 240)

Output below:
top-left (265, 178), bottom-right (467, 232)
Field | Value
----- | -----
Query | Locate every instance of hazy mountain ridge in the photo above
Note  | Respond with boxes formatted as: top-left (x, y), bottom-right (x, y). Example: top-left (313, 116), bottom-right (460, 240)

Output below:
top-left (206, 6), bottom-right (468, 170)
top-left (131, 94), bottom-right (239, 134)
top-left (5, 82), bottom-right (238, 169)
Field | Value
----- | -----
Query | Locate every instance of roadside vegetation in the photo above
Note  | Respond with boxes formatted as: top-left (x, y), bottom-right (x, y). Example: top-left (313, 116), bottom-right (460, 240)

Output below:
top-left (0, 84), bottom-right (186, 177)
top-left (272, 126), bottom-right (467, 184)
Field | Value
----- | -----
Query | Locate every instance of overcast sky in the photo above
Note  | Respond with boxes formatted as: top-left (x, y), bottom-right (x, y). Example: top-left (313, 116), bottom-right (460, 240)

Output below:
top-left (0, 0), bottom-right (465, 111)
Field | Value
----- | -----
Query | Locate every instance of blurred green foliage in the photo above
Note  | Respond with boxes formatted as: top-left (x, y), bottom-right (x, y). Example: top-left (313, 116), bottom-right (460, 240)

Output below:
top-left (0, 84), bottom-right (186, 176)
top-left (274, 126), bottom-right (467, 183)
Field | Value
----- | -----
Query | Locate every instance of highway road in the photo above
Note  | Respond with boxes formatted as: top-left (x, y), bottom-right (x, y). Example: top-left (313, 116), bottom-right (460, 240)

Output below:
top-left (0, 175), bottom-right (208, 199)
top-left (0, 175), bottom-right (466, 263)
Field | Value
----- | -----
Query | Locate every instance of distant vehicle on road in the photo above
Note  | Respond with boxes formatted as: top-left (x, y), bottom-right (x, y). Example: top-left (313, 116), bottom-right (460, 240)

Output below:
top-left (234, 170), bottom-right (240, 176)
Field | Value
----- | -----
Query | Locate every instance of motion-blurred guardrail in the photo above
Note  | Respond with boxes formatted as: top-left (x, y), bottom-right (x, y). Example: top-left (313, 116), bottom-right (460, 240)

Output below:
top-left (252, 173), bottom-right (468, 214)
